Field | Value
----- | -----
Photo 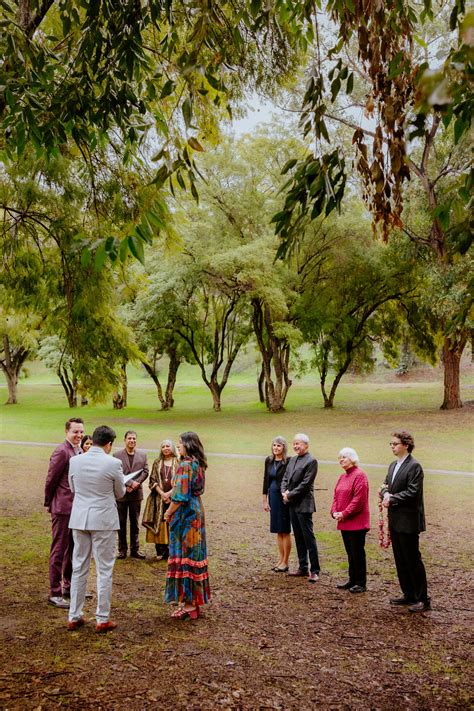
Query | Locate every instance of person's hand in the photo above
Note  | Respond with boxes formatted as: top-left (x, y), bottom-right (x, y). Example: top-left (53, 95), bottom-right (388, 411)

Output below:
top-left (164, 511), bottom-right (172, 522)
top-left (383, 492), bottom-right (391, 508)
top-left (333, 512), bottom-right (343, 520)
top-left (263, 503), bottom-right (270, 512)
top-left (282, 490), bottom-right (289, 504)
top-left (126, 485), bottom-right (133, 493)
top-left (130, 480), bottom-right (140, 491)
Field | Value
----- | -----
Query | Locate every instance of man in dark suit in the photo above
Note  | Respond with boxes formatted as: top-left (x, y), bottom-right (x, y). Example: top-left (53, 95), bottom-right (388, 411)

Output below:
top-left (114, 430), bottom-right (149, 559)
top-left (383, 430), bottom-right (430, 612)
top-left (281, 433), bottom-right (320, 582)
top-left (44, 417), bottom-right (84, 608)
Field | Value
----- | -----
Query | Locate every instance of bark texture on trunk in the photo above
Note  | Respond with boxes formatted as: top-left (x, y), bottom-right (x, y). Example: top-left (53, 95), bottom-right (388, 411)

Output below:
top-left (440, 334), bottom-right (467, 410)
top-left (113, 363), bottom-right (128, 410)
top-left (58, 365), bottom-right (77, 408)
top-left (1, 335), bottom-right (29, 404)
top-left (252, 299), bottom-right (292, 413)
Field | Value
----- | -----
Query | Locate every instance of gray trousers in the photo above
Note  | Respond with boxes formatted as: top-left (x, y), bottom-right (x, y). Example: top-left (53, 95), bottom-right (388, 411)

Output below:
top-left (69, 529), bottom-right (116, 623)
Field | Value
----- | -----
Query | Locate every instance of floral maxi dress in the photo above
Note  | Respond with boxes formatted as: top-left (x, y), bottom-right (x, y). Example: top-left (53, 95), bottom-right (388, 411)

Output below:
top-left (164, 457), bottom-right (211, 606)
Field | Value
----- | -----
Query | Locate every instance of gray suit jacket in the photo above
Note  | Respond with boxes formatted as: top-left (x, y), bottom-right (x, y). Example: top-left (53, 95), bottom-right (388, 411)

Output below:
top-left (384, 454), bottom-right (426, 534)
top-left (281, 452), bottom-right (318, 514)
top-left (114, 448), bottom-right (149, 502)
top-left (68, 447), bottom-right (125, 531)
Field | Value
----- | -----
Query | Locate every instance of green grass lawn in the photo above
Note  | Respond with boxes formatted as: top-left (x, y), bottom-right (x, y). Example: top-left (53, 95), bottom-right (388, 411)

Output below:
top-left (1, 359), bottom-right (473, 472)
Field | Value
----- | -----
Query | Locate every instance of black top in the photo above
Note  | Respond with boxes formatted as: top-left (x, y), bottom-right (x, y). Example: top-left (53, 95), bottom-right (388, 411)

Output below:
top-left (262, 456), bottom-right (288, 495)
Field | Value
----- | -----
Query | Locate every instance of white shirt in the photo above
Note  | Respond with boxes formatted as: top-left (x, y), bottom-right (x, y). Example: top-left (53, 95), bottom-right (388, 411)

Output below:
top-left (391, 454), bottom-right (409, 484)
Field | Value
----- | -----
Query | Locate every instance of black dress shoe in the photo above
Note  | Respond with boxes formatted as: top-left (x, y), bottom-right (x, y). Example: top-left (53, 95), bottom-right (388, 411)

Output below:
top-left (336, 581), bottom-right (353, 590)
top-left (117, 552), bottom-right (127, 559)
top-left (288, 569), bottom-right (308, 577)
top-left (389, 596), bottom-right (413, 605)
top-left (130, 551), bottom-right (146, 559)
top-left (349, 585), bottom-right (366, 593)
top-left (409, 600), bottom-right (431, 613)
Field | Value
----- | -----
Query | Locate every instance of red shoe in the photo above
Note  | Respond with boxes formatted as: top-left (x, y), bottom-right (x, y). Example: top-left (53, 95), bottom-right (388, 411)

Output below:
top-left (67, 617), bottom-right (86, 631)
top-left (171, 607), bottom-right (199, 620)
top-left (96, 620), bottom-right (118, 633)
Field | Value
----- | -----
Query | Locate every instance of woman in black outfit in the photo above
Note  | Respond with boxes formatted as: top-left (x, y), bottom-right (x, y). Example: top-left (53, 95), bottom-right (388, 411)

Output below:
top-left (262, 436), bottom-right (291, 572)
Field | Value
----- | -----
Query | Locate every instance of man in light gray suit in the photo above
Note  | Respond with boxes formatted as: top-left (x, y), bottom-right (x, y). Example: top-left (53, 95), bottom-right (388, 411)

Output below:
top-left (67, 425), bottom-right (125, 632)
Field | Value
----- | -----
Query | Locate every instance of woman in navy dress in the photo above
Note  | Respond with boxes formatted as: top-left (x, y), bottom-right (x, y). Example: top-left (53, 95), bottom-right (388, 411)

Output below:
top-left (262, 436), bottom-right (291, 572)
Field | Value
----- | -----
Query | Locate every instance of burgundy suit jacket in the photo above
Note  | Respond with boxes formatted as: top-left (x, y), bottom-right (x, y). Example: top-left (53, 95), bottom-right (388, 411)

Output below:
top-left (44, 440), bottom-right (78, 515)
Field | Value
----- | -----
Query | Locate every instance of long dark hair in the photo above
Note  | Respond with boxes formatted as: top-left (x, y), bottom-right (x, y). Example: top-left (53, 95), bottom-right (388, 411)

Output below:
top-left (180, 431), bottom-right (207, 469)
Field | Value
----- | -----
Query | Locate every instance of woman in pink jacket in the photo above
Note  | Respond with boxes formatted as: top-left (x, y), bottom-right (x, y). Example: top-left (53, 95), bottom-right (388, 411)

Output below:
top-left (331, 447), bottom-right (370, 593)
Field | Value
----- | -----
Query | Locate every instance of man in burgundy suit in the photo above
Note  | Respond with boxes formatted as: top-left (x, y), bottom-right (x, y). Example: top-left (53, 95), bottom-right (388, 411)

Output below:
top-left (44, 418), bottom-right (84, 608)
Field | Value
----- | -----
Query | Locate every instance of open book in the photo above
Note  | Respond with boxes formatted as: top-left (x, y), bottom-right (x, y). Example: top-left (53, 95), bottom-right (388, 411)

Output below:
top-left (124, 469), bottom-right (143, 484)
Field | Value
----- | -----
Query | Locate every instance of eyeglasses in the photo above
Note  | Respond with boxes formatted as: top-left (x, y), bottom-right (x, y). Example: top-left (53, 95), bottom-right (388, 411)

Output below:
top-left (389, 441), bottom-right (402, 446)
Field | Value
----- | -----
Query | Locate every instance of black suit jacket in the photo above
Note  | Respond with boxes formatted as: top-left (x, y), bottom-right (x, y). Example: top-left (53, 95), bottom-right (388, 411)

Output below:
top-left (280, 452), bottom-right (317, 514)
top-left (384, 454), bottom-right (426, 534)
top-left (262, 457), bottom-right (288, 495)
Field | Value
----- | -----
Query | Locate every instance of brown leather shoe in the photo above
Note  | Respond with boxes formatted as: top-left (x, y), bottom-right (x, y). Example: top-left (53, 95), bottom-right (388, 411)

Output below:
top-left (288, 569), bottom-right (308, 577)
top-left (96, 620), bottom-right (118, 633)
top-left (67, 617), bottom-right (86, 631)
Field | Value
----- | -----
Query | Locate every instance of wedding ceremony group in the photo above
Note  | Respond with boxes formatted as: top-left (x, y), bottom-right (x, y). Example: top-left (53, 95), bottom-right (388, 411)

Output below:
top-left (44, 417), bottom-right (430, 634)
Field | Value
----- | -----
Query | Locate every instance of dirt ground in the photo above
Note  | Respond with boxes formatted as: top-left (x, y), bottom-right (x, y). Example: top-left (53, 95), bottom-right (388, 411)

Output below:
top-left (0, 454), bottom-right (473, 710)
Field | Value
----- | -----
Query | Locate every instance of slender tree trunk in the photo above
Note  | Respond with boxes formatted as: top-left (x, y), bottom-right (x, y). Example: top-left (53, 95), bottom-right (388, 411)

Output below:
top-left (112, 363), bottom-right (128, 410)
top-left (440, 333), bottom-right (467, 410)
top-left (1, 336), bottom-right (29, 404)
top-left (142, 360), bottom-right (166, 408)
top-left (3, 367), bottom-right (19, 404)
top-left (209, 380), bottom-right (222, 412)
top-left (257, 362), bottom-right (265, 404)
top-left (163, 351), bottom-right (181, 410)
top-left (252, 299), bottom-right (292, 412)
top-left (58, 366), bottom-right (77, 408)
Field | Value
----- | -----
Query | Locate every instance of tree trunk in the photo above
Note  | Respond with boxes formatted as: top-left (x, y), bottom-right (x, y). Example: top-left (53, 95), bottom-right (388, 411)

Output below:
top-left (58, 365), bottom-right (77, 408)
top-left (163, 350), bottom-right (181, 410)
top-left (5, 369), bottom-right (19, 404)
top-left (252, 299), bottom-right (292, 413)
top-left (142, 360), bottom-right (166, 408)
top-left (112, 363), bottom-right (128, 410)
top-left (1, 336), bottom-right (29, 404)
top-left (257, 362), bottom-right (265, 404)
top-left (209, 381), bottom-right (222, 412)
top-left (440, 334), bottom-right (467, 410)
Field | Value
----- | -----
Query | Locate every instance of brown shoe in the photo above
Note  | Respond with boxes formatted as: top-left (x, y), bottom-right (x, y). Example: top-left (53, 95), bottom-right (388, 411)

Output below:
top-left (67, 617), bottom-right (86, 631)
top-left (96, 620), bottom-right (118, 633)
top-left (288, 569), bottom-right (308, 577)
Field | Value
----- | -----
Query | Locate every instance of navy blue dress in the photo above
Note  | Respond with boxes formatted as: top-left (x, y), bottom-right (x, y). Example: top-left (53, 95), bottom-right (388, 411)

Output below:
top-left (268, 461), bottom-right (291, 534)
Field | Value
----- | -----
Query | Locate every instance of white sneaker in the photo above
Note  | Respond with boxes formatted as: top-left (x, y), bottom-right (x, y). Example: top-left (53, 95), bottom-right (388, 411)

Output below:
top-left (48, 596), bottom-right (70, 608)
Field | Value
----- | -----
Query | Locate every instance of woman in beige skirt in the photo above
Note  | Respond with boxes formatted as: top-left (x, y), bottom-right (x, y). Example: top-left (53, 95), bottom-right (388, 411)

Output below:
top-left (142, 439), bottom-right (179, 559)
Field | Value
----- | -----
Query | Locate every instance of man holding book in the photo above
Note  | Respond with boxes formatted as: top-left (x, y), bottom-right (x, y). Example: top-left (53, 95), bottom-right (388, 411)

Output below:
top-left (114, 430), bottom-right (149, 559)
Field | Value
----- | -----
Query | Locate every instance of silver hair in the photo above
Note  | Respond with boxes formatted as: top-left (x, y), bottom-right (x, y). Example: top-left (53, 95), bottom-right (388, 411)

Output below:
top-left (160, 439), bottom-right (177, 459)
top-left (338, 447), bottom-right (359, 465)
top-left (293, 433), bottom-right (310, 444)
top-left (271, 436), bottom-right (288, 461)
